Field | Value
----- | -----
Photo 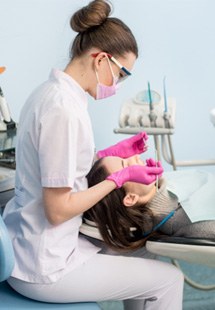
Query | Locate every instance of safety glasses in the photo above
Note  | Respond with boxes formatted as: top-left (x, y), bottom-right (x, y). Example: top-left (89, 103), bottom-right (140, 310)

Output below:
top-left (91, 52), bottom-right (131, 83)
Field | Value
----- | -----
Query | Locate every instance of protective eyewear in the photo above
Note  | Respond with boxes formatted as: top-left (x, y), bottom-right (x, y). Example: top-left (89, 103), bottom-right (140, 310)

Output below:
top-left (91, 52), bottom-right (131, 82)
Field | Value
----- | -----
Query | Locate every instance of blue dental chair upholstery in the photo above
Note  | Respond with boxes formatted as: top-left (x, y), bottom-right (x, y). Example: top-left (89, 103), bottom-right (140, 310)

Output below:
top-left (0, 214), bottom-right (100, 310)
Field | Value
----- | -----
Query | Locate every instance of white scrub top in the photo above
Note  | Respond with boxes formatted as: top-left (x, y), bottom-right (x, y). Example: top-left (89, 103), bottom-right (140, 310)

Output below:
top-left (3, 69), bottom-right (99, 284)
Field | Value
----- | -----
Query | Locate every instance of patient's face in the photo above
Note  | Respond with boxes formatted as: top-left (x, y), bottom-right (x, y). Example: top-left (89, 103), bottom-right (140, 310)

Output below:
top-left (102, 155), bottom-right (156, 202)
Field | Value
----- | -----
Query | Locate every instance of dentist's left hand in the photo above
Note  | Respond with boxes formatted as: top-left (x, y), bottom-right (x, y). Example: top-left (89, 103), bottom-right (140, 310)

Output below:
top-left (97, 132), bottom-right (148, 159)
top-left (106, 163), bottom-right (163, 188)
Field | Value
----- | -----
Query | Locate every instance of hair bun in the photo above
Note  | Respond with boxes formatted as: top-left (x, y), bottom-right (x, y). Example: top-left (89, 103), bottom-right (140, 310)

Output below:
top-left (70, 0), bottom-right (112, 33)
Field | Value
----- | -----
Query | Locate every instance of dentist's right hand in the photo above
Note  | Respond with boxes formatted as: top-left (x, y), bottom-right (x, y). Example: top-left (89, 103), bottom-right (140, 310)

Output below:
top-left (106, 162), bottom-right (163, 188)
top-left (97, 132), bottom-right (148, 159)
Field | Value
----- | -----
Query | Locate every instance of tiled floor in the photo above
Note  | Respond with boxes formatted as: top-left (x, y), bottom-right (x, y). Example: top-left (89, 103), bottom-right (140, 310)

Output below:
top-left (98, 258), bottom-right (215, 310)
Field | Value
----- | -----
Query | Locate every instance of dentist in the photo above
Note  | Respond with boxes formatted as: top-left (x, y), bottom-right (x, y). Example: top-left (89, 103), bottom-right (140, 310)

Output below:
top-left (3, 1), bottom-right (183, 309)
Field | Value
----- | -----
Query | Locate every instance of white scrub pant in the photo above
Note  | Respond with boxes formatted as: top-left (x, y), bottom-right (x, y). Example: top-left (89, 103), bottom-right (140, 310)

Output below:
top-left (8, 252), bottom-right (184, 310)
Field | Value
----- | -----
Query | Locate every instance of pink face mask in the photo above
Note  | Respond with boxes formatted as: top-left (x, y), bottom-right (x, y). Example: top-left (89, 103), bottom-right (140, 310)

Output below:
top-left (95, 57), bottom-right (119, 100)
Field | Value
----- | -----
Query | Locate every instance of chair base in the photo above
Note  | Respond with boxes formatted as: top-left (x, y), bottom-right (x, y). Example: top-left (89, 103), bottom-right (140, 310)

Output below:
top-left (0, 281), bottom-right (100, 309)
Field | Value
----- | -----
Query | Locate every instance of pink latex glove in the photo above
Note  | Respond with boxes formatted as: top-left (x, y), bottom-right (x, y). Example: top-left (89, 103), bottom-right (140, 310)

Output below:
top-left (97, 132), bottom-right (148, 159)
top-left (146, 158), bottom-right (163, 179)
top-left (106, 163), bottom-right (164, 188)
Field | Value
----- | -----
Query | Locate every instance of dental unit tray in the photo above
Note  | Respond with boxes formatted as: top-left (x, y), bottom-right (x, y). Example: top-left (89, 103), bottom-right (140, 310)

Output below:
top-left (118, 90), bottom-right (176, 129)
top-left (114, 88), bottom-right (215, 169)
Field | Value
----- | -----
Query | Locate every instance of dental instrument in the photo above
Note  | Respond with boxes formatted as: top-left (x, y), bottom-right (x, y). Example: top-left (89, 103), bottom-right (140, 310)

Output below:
top-left (155, 149), bottom-right (158, 192)
top-left (0, 68), bottom-right (16, 132)
top-left (143, 137), bottom-right (148, 152)
top-left (163, 76), bottom-right (172, 130)
top-left (0, 87), bottom-right (16, 132)
top-left (146, 82), bottom-right (159, 154)
top-left (147, 81), bottom-right (158, 129)
top-left (147, 81), bottom-right (153, 111)
top-left (163, 76), bottom-right (168, 113)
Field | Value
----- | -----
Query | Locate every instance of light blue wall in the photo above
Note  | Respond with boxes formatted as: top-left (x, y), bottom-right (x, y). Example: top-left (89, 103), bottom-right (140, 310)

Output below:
top-left (1, 0), bottom-right (215, 171)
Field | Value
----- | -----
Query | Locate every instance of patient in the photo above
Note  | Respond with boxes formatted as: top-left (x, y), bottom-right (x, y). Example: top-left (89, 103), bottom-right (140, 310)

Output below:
top-left (85, 155), bottom-right (215, 251)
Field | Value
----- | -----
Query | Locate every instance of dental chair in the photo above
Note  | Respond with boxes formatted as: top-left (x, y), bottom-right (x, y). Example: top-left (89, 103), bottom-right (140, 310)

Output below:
top-left (0, 214), bottom-right (101, 310)
top-left (111, 88), bottom-right (215, 290)
top-left (80, 219), bottom-right (215, 268)
top-left (80, 219), bottom-right (215, 290)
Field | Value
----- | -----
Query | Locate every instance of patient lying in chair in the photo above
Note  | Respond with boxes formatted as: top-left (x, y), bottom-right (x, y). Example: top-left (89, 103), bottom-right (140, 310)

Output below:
top-left (84, 155), bottom-right (215, 252)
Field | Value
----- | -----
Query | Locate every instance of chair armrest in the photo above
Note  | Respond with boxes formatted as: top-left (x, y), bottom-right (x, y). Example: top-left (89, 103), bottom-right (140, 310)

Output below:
top-left (146, 235), bottom-right (215, 267)
top-left (147, 235), bottom-right (215, 246)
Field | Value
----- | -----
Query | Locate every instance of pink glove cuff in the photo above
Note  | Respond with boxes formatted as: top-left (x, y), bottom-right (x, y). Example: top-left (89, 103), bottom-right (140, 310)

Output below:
top-left (96, 150), bottom-right (108, 159)
top-left (106, 171), bottom-right (124, 188)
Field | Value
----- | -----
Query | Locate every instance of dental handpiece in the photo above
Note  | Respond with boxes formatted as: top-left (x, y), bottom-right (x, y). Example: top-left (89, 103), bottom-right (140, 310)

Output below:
top-left (143, 138), bottom-right (148, 152)
top-left (0, 86), bottom-right (12, 122)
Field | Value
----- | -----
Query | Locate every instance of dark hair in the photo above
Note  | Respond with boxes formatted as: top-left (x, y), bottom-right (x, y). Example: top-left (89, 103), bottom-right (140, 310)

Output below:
top-left (70, 0), bottom-right (138, 59)
top-left (85, 159), bottom-right (155, 252)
